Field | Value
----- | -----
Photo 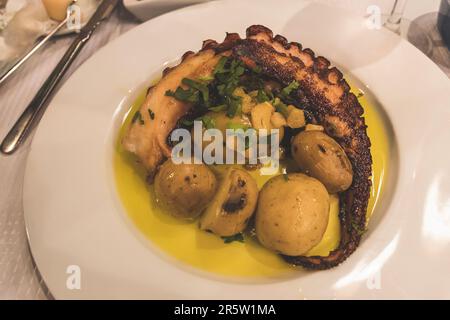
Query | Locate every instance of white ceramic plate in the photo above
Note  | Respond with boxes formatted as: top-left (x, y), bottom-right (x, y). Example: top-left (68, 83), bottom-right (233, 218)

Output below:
top-left (122, 0), bottom-right (211, 21)
top-left (23, 0), bottom-right (450, 299)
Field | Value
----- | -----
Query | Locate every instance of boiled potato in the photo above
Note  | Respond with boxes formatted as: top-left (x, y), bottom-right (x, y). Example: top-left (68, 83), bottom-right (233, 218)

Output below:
top-left (200, 167), bottom-right (258, 236)
top-left (154, 160), bottom-right (217, 219)
top-left (256, 173), bottom-right (330, 256)
top-left (291, 130), bottom-right (353, 193)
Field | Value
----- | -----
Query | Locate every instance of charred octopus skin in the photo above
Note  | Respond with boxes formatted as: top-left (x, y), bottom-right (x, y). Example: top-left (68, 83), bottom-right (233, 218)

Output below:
top-left (123, 25), bottom-right (373, 270)
top-left (232, 26), bottom-right (373, 270)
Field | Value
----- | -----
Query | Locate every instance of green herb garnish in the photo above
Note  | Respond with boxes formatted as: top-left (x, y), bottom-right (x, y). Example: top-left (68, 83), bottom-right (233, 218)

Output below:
top-left (221, 233), bottom-right (245, 244)
top-left (256, 89), bottom-right (273, 103)
top-left (225, 95), bottom-right (242, 118)
top-left (280, 80), bottom-right (299, 99)
top-left (213, 56), bottom-right (228, 75)
top-left (182, 78), bottom-right (210, 107)
top-left (165, 57), bottom-right (259, 119)
top-left (166, 87), bottom-right (199, 103)
top-left (273, 98), bottom-right (290, 118)
top-left (199, 115), bottom-right (216, 129)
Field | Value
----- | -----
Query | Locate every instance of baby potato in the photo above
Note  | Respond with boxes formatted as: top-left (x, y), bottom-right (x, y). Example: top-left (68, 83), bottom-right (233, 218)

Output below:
top-left (200, 167), bottom-right (258, 237)
top-left (256, 173), bottom-right (330, 256)
top-left (154, 160), bottom-right (217, 219)
top-left (291, 130), bottom-right (353, 193)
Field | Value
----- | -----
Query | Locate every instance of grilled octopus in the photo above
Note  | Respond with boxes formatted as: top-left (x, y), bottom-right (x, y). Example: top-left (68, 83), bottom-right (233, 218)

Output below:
top-left (123, 25), bottom-right (372, 270)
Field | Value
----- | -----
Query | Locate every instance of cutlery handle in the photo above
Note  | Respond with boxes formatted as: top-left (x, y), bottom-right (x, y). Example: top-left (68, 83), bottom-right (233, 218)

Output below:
top-left (0, 33), bottom-right (90, 155)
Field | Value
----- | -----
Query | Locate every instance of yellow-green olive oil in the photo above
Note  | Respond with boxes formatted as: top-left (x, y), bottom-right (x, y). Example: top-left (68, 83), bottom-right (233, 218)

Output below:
top-left (113, 88), bottom-right (389, 278)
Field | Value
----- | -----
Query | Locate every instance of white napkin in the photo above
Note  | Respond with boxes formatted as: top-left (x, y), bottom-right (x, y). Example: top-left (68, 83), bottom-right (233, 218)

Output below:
top-left (0, 0), bottom-right (99, 64)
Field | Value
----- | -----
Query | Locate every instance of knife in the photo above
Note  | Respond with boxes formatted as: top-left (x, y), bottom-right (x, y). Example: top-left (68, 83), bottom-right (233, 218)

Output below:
top-left (1, 0), bottom-right (119, 155)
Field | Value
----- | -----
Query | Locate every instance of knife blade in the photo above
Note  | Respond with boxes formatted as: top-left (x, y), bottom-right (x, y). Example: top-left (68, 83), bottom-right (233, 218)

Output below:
top-left (0, 0), bottom-right (119, 155)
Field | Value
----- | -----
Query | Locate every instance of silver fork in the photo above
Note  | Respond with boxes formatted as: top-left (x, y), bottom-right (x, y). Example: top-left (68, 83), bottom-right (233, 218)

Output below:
top-left (0, 1), bottom-right (78, 86)
top-left (1, 0), bottom-right (118, 155)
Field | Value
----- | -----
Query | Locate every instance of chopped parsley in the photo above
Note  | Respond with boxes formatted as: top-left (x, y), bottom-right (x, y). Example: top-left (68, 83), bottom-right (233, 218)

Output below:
top-left (166, 56), bottom-right (248, 117)
top-left (181, 78), bottom-right (210, 107)
top-left (256, 89), bottom-right (273, 103)
top-left (213, 56), bottom-right (228, 75)
top-left (165, 86), bottom-right (199, 103)
top-left (272, 98), bottom-right (290, 118)
top-left (199, 115), bottom-right (215, 129)
top-left (166, 56), bottom-right (303, 127)
top-left (280, 80), bottom-right (299, 98)
top-left (225, 95), bottom-right (242, 118)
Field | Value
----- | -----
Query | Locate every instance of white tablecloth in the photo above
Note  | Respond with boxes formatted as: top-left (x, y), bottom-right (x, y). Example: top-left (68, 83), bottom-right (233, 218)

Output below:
top-left (0, 0), bottom-right (449, 299)
top-left (0, 7), bottom-right (139, 299)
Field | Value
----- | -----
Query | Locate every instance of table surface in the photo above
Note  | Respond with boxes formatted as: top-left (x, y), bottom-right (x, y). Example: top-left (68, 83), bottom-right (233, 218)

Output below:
top-left (0, 0), bottom-right (449, 299)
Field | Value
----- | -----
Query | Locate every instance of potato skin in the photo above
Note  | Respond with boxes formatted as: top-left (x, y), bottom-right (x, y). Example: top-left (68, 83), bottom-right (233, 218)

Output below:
top-left (200, 167), bottom-right (258, 236)
top-left (154, 160), bottom-right (217, 219)
top-left (291, 131), bottom-right (353, 193)
top-left (256, 173), bottom-right (330, 256)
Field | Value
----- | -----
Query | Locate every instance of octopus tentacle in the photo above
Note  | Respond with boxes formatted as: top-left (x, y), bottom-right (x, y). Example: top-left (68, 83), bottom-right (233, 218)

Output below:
top-left (232, 25), bottom-right (372, 269)
top-left (124, 25), bottom-right (372, 269)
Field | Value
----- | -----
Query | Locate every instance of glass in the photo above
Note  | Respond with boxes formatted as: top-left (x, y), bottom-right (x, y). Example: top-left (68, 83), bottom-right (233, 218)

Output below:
top-left (384, 0), bottom-right (434, 56)
top-left (438, 0), bottom-right (450, 49)
top-left (385, 0), bottom-right (408, 34)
